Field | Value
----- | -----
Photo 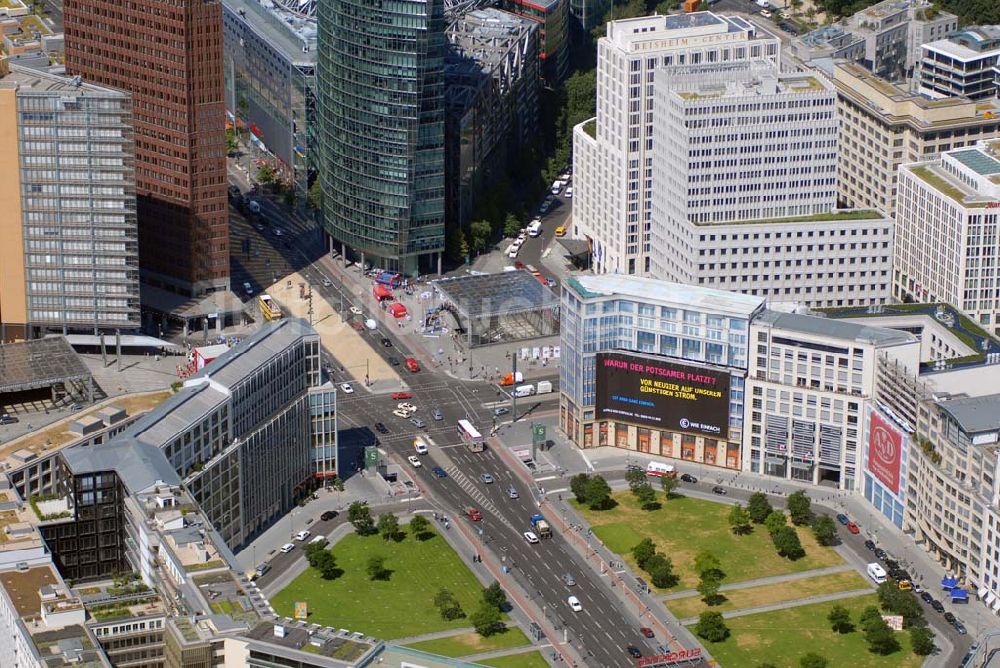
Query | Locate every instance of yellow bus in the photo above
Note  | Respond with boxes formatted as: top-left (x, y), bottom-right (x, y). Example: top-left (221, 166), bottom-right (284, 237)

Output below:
top-left (258, 294), bottom-right (282, 321)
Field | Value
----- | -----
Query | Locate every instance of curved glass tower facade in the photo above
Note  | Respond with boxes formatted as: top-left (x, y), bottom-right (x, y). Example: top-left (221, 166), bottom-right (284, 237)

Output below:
top-left (317, 0), bottom-right (446, 276)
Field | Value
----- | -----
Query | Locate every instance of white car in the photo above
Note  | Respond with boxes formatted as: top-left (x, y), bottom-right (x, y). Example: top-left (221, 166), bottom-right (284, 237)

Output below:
top-left (393, 408), bottom-right (411, 419)
top-left (524, 531), bottom-right (540, 544)
top-left (507, 246), bottom-right (519, 258)
top-left (760, 9), bottom-right (772, 18)
top-left (365, 319), bottom-right (378, 330)
top-left (565, 187), bottom-right (573, 198)
top-left (294, 530), bottom-right (311, 542)
top-left (414, 439), bottom-right (428, 455)
top-left (397, 402), bottom-right (416, 412)
top-left (567, 595), bottom-right (582, 612)
top-left (407, 455), bottom-right (422, 468)
top-left (274, 229), bottom-right (284, 236)
top-left (517, 232), bottom-right (527, 242)
top-left (340, 383), bottom-right (354, 394)
top-left (280, 543), bottom-right (295, 554)
top-left (349, 306), bottom-right (363, 315)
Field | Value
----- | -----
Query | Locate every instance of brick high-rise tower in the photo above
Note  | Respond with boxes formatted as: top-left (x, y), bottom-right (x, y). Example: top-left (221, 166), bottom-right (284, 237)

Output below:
top-left (64, 0), bottom-right (229, 297)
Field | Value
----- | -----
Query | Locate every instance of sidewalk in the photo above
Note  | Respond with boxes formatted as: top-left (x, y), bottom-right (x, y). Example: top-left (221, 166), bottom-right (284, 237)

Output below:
top-left (660, 564), bottom-right (856, 601)
top-left (676, 588), bottom-right (875, 625)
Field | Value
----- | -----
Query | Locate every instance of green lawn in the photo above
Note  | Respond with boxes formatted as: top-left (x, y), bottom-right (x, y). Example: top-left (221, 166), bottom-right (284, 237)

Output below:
top-left (271, 526), bottom-right (486, 639)
top-left (666, 570), bottom-right (870, 619)
top-left (404, 627), bottom-right (530, 657)
top-left (575, 493), bottom-right (843, 590)
top-left (478, 650), bottom-right (551, 668)
top-left (705, 595), bottom-right (925, 668)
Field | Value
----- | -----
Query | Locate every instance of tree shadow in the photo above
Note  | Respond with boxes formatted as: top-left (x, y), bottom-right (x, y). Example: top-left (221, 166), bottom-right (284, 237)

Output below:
top-left (590, 498), bottom-right (619, 511)
top-left (414, 531), bottom-right (436, 542)
top-left (319, 568), bottom-right (344, 581)
top-left (390, 531), bottom-right (406, 543)
top-left (703, 593), bottom-right (728, 607)
top-left (641, 502), bottom-right (662, 511)
top-left (369, 568), bottom-right (394, 582)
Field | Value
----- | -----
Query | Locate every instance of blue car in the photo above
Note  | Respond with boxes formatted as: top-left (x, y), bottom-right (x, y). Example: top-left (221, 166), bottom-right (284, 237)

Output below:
top-left (432, 467), bottom-right (447, 478)
top-left (836, 513), bottom-right (849, 525)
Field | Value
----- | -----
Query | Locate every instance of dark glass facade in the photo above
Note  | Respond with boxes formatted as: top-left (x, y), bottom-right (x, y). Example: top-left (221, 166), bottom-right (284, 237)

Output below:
top-left (317, 0), bottom-right (446, 275)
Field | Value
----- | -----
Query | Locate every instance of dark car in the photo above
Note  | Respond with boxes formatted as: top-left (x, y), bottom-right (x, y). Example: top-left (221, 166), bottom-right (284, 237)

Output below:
top-left (0, 415), bottom-right (18, 425)
top-left (381, 337), bottom-right (392, 347)
top-left (626, 646), bottom-right (642, 659)
top-left (874, 548), bottom-right (888, 561)
top-left (944, 612), bottom-right (956, 624)
top-left (711, 486), bottom-right (726, 495)
top-left (864, 539), bottom-right (876, 550)
top-left (920, 591), bottom-right (934, 604)
top-left (374, 422), bottom-right (388, 434)
top-left (432, 466), bottom-right (447, 478)
top-left (320, 511), bottom-right (338, 521)
top-left (953, 621), bottom-right (967, 635)
top-left (836, 513), bottom-right (849, 525)
top-left (639, 627), bottom-right (655, 639)
top-left (885, 559), bottom-right (900, 571)
top-left (388, 356), bottom-right (401, 366)
top-left (931, 600), bottom-right (945, 613)
top-left (626, 464), bottom-right (643, 474)
top-left (897, 570), bottom-right (913, 583)
top-left (680, 473), bottom-right (698, 483)
top-left (779, 20), bottom-right (801, 35)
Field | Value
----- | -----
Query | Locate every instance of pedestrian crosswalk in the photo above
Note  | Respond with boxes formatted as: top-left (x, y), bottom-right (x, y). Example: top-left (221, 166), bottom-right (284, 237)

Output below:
top-left (444, 465), bottom-right (515, 532)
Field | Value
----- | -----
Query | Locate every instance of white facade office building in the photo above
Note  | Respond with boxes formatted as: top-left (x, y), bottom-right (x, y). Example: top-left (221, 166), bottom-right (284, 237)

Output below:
top-left (894, 141), bottom-right (1000, 333)
top-left (571, 12), bottom-right (779, 275)
top-left (650, 61), bottom-right (893, 307)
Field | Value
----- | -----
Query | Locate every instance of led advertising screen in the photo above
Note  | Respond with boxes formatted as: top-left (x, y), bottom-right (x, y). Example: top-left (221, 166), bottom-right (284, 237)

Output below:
top-left (595, 352), bottom-right (730, 436)
top-left (866, 410), bottom-right (903, 495)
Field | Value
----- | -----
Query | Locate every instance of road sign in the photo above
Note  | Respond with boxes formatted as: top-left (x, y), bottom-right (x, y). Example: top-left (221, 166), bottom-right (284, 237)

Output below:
top-left (364, 446), bottom-right (379, 471)
top-left (532, 423), bottom-right (546, 446)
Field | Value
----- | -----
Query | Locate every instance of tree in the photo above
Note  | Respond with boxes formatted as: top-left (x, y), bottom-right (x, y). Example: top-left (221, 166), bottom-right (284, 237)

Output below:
top-left (692, 551), bottom-right (721, 579)
top-left (728, 503), bottom-right (752, 536)
top-left (570, 473), bottom-right (591, 503)
top-left (910, 626), bottom-right (935, 656)
top-left (503, 213), bottom-right (521, 238)
top-left (787, 490), bottom-right (813, 526)
top-left (697, 574), bottom-right (723, 605)
top-left (305, 541), bottom-right (326, 567)
top-left (660, 474), bottom-right (679, 499)
top-left (366, 555), bottom-right (390, 581)
top-left (348, 501), bottom-right (374, 535)
top-left (827, 604), bottom-right (854, 633)
top-left (645, 554), bottom-right (678, 588)
top-left (632, 538), bottom-right (656, 570)
top-left (864, 616), bottom-right (901, 655)
top-left (625, 467), bottom-right (646, 490)
top-left (307, 179), bottom-right (322, 210)
top-left (694, 611), bottom-right (730, 642)
top-left (483, 582), bottom-right (508, 611)
top-left (859, 606), bottom-right (883, 631)
top-left (377, 513), bottom-right (400, 541)
top-left (314, 550), bottom-right (340, 580)
top-left (633, 482), bottom-right (657, 510)
top-left (469, 220), bottom-right (492, 254)
top-left (764, 510), bottom-right (787, 536)
top-left (433, 589), bottom-right (464, 620)
top-left (747, 492), bottom-right (773, 523)
top-left (799, 653), bottom-right (828, 668)
top-left (409, 514), bottom-right (430, 539)
top-left (470, 602), bottom-right (504, 637)
top-left (225, 127), bottom-right (239, 154)
top-left (256, 163), bottom-right (275, 184)
top-left (772, 526), bottom-right (805, 560)
top-left (811, 515), bottom-right (837, 546)
top-left (877, 582), bottom-right (924, 628)
top-left (584, 475), bottom-right (613, 510)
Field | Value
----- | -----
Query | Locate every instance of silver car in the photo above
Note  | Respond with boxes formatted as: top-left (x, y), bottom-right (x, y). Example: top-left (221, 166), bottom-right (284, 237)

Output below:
top-left (411, 417), bottom-right (426, 429)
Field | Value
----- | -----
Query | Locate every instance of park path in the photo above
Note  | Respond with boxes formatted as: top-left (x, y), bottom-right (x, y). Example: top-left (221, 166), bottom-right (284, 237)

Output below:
top-left (391, 626), bottom-right (476, 644)
top-left (660, 564), bottom-right (855, 600)
top-left (463, 643), bottom-right (553, 662)
top-left (677, 588), bottom-right (874, 625)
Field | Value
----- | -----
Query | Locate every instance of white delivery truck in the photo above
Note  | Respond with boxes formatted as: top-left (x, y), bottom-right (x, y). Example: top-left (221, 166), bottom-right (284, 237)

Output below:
top-left (513, 384), bottom-right (535, 398)
top-left (535, 380), bottom-right (553, 394)
top-left (527, 220), bottom-right (542, 237)
top-left (866, 563), bottom-right (887, 583)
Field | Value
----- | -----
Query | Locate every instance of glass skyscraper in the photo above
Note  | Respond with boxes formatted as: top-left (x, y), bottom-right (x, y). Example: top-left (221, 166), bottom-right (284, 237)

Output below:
top-left (317, 0), bottom-right (446, 276)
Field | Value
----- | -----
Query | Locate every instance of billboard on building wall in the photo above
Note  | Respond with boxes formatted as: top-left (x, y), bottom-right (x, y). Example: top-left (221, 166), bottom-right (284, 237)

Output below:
top-left (595, 352), bottom-right (730, 436)
top-left (866, 410), bottom-right (903, 495)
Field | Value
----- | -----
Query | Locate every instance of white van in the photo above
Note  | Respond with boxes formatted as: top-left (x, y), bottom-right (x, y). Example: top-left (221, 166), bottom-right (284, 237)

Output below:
top-left (513, 384), bottom-right (535, 398)
top-left (550, 180), bottom-right (563, 195)
top-left (365, 318), bottom-right (377, 330)
top-left (866, 563), bottom-right (887, 584)
top-left (414, 437), bottom-right (429, 455)
top-left (309, 535), bottom-right (328, 546)
top-left (527, 221), bottom-right (542, 238)
top-left (645, 461), bottom-right (676, 477)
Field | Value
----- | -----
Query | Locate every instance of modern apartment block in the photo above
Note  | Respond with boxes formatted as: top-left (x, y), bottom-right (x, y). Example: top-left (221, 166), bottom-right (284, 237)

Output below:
top-left (572, 12), bottom-right (779, 275)
top-left (834, 61), bottom-right (1000, 218)
top-left (744, 310), bottom-right (919, 491)
top-left (894, 141), bottom-right (1000, 333)
top-left (791, 0), bottom-right (956, 80)
top-left (63, 0), bottom-right (229, 298)
top-left (649, 61), bottom-right (893, 308)
top-left (446, 9), bottom-right (540, 231)
top-left (560, 275), bottom-right (763, 470)
top-left (222, 0), bottom-right (316, 196)
top-left (918, 26), bottom-right (1000, 100)
top-left (568, 0), bottom-right (610, 32)
top-left (0, 56), bottom-right (140, 342)
top-left (503, 0), bottom-right (569, 86)
top-left (317, 0), bottom-right (446, 276)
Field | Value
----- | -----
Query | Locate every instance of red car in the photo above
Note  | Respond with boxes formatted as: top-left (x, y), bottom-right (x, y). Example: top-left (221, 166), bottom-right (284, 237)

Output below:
top-left (405, 357), bottom-right (420, 373)
top-left (639, 627), bottom-right (655, 639)
top-left (391, 391), bottom-right (412, 400)
top-left (847, 521), bottom-right (860, 534)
